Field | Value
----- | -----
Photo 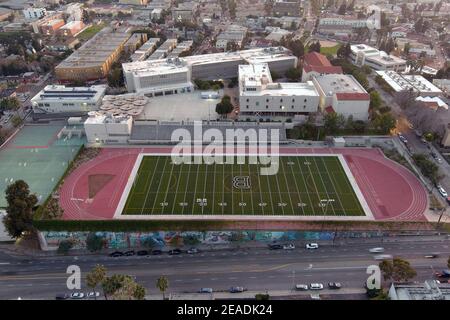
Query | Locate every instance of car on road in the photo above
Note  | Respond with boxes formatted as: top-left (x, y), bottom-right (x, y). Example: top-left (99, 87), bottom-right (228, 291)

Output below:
top-left (109, 251), bottom-right (124, 257)
top-left (268, 244), bottom-right (283, 250)
top-left (199, 288), bottom-right (213, 293)
top-left (420, 138), bottom-right (428, 145)
top-left (124, 250), bottom-right (135, 256)
top-left (369, 247), bottom-right (385, 253)
top-left (229, 286), bottom-right (247, 293)
top-left (305, 243), bottom-right (319, 250)
top-left (137, 250), bottom-right (149, 256)
top-left (55, 293), bottom-right (70, 300)
top-left (435, 270), bottom-right (450, 278)
top-left (374, 254), bottom-right (393, 261)
top-left (187, 248), bottom-right (199, 254)
top-left (283, 244), bottom-right (295, 250)
top-left (151, 249), bottom-right (163, 255)
top-left (168, 248), bottom-right (182, 255)
top-left (70, 292), bottom-right (85, 299)
top-left (86, 292), bottom-right (100, 299)
top-left (295, 284), bottom-right (308, 291)
top-left (424, 253), bottom-right (439, 259)
top-left (309, 283), bottom-right (324, 290)
top-left (397, 133), bottom-right (408, 143)
top-left (447, 197), bottom-right (450, 205)
top-left (328, 282), bottom-right (342, 289)
top-left (437, 186), bottom-right (448, 198)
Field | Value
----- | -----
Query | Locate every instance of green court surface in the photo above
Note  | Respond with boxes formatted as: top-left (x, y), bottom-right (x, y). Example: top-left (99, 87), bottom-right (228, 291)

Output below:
top-left (0, 124), bottom-right (85, 208)
top-left (122, 155), bottom-right (365, 216)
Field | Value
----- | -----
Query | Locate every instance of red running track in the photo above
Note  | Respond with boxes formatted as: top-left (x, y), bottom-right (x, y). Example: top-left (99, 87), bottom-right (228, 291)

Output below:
top-left (59, 147), bottom-right (428, 221)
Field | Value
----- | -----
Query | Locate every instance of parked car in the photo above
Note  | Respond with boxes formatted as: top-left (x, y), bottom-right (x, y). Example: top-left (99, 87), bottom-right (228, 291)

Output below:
top-left (137, 250), bottom-right (149, 256)
top-left (86, 292), bottom-right (100, 299)
top-left (151, 249), bottom-right (163, 255)
top-left (199, 288), bottom-right (213, 293)
top-left (124, 250), bottom-right (135, 256)
top-left (369, 247), bottom-right (385, 253)
top-left (328, 282), bottom-right (342, 289)
top-left (268, 244), bottom-right (283, 250)
top-left (446, 197), bottom-right (450, 205)
top-left (55, 293), bottom-right (70, 300)
top-left (309, 283), bottom-right (324, 290)
top-left (374, 254), bottom-right (393, 261)
top-left (420, 138), bottom-right (428, 145)
top-left (397, 133), bottom-right (408, 143)
top-left (70, 292), bottom-right (85, 299)
top-left (305, 243), bottom-right (319, 250)
top-left (283, 244), bottom-right (295, 250)
top-left (437, 186), bottom-right (448, 198)
top-left (168, 248), bottom-right (182, 255)
top-left (109, 251), bottom-right (124, 257)
top-left (187, 248), bottom-right (199, 254)
top-left (295, 284), bottom-right (308, 291)
top-left (229, 286), bottom-right (247, 293)
top-left (435, 270), bottom-right (450, 278)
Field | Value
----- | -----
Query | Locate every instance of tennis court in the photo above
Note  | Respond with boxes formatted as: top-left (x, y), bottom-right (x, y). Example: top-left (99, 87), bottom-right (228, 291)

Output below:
top-left (0, 124), bottom-right (85, 208)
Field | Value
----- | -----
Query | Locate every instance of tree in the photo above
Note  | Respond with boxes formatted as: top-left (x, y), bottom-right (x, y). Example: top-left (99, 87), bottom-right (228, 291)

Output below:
top-left (286, 67), bottom-right (301, 81)
top-left (57, 240), bottom-right (74, 255)
top-left (287, 39), bottom-right (304, 58)
top-left (404, 42), bottom-right (410, 55)
top-left (215, 95), bottom-right (233, 116)
top-left (86, 264), bottom-right (107, 299)
top-left (11, 115), bottom-right (22, 128)
top-left (372, 112), bottom-right (396, 134)
top-left (308, 41), bottom-right (321, 53)
top-left (86, 233), bottom-right (105, 252)
top-left (338, 3), bottom-right (346, 15)
top-left (337, 42), bottom-right (351, 58)
top-left (156, 276), bottom-right (169, 300)
top-left (0, 97), bottom-right (20, 111)
top-left (369, 91), bottom-right (382, 110)
top-left (412, 153), bottom-right (439, 184)
top-left (107, 67), bottom-right (124, 88)
top-left (102, 274), bottom-right (145, 300)
top-left (324, 112), bottom-right (345, 134)
top-left (379, 258), bottom-right (417, 283)
top-left (2, 180), bottom-right (38, 239)
top-left (102, 274), bottom-right (125, 300)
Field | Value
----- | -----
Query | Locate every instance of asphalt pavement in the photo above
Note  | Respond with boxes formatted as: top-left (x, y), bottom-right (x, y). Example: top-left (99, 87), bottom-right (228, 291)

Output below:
top-left (0, 238), bottom-right (449, 300)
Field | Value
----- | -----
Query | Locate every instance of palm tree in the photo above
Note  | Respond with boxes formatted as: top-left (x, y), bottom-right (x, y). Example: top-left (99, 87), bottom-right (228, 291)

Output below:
top-left (156, 276), bottom-right (169, 300)
top-left (86, 264), bottom-right (106, 300)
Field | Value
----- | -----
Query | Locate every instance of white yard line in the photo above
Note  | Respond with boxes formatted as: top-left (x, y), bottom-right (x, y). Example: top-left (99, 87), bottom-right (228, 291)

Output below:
top-left (288, 156), bottom-right (306, 215)
top-left (149, 157), bottom-right (169, 215)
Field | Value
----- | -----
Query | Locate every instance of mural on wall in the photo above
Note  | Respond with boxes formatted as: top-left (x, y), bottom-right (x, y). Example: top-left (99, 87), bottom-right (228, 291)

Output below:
top-left (42, 230), bottom-right (386, 250)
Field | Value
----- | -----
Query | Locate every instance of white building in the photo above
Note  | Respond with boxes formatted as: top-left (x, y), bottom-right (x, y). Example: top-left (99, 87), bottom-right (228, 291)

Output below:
top-left (216, 25), bottom-right (248, 49)
top-left (123, 59), bottom-right (194, 96)
top-left (23, 7), bottom-right (47, 20)
top-left (131, 38), bottom-right (160, 62)
top-left (31, 85), bottom-right (107, 114)
top-left (123, 47), bottom-right (297, 94)
top-left (312, 75), bottom-right (370, 121)
top-left (389, 280), bottom-right (450, 300)
top-left (84, 112), bottom-right (133, 144)
top-left (350, 44), bottom-right (407, 72)
top-left (151, 8), bottom-right (163, 20)
top-left (65, 2), bottom-right (83, 22)
top-left (375, 71), bottom-right (443, 97)
top-left (239, 63), bottom-right (319, 120)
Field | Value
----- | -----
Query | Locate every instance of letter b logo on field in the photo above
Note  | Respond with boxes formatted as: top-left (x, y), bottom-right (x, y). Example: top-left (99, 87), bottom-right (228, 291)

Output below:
top-left (232, 176), bottom-right (251, 189)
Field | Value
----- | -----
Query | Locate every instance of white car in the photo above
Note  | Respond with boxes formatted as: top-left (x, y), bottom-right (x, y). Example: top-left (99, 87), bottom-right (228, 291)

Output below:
top-left (283, 244), bottom-right (295, 250)
top-left (369, 247), bottom-right (385, 253)
top-left (295, 284), bottom-right (308, 291)
top-left (374, 254), bottom-right (393, 261)
top-left (438, 186), bottom-right (448, 198)
top-left (70, 292), bottom-right (85, 299)
top-left (86, 292), bottom-right (100, 299)
top-left (305, 243), bottom-right (319, 250)
top-left (309, 283), bottom-right (324, 290)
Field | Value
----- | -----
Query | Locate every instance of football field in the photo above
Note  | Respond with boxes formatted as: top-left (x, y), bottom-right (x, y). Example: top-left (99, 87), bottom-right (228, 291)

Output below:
top-left (120, 155), bottom-right (366, 217)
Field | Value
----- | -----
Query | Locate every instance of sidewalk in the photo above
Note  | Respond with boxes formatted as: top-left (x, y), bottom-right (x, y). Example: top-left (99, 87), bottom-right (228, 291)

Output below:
top-left (146, 288), bottom-right (367, 300)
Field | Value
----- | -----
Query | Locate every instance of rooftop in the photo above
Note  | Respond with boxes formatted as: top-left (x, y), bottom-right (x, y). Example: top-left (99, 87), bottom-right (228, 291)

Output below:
top-left (31, 85), bottom-right (107, 102)
top-left (313, 74), bottom-right (368, 97)
top-left (303, 52), bottom-right (343, 74)
top-left (375, 71), bottom-right (442, 94)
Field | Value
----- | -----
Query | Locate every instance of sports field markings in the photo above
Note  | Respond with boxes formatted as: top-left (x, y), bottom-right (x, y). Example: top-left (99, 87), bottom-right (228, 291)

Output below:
top-left (161, 158), bottom-right (176, 214)
top-left (190, 163), bottom-right (200, 215)
top-left (287, 156), bottom-right (306, 215)
top-left (335, 157), bottom-right (364, 214)
top-left (280, 159), bottom-right (295, 215)
top-left (256, 162), bottom-right (265, 215)
top-left (311, 156), bottom-right (336, 216)
top-left (169, 161), bottom-right (183, 215)
top-left (139, 157), bottom-right (160, 215)
top-left (293, 155), bottom-right (315, 215)
top-left (149, 157), bottom-right (169, 215)
top-left (321, 157), bottom-right (347, 215)
top-left (247, 161), bottom-right (255, 216)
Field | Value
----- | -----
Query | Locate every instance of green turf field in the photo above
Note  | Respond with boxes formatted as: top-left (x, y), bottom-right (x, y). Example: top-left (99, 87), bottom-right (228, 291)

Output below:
top-left (122, 155), bottom-right (365, 216)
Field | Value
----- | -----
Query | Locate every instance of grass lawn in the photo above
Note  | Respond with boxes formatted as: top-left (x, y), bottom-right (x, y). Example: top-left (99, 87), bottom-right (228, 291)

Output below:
top-left (121, 155), bottom-right (365, 216)
top-left (320, 44), bottom-right (342, 57)
top-left (77, 24), bottom-right (105, 41)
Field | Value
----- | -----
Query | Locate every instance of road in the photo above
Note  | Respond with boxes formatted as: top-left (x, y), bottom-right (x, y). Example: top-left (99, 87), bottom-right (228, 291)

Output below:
top-left (0, 238), bottom-right (449, 299)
